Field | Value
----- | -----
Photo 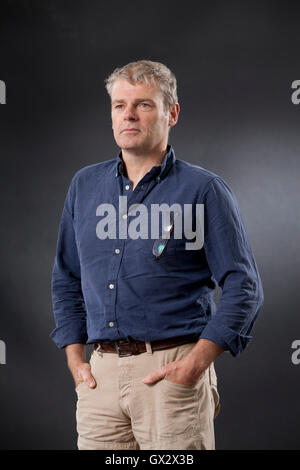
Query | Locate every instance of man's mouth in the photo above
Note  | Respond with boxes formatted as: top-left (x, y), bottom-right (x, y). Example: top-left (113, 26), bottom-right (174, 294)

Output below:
top-left (121, 129), bottom-right (140, 133)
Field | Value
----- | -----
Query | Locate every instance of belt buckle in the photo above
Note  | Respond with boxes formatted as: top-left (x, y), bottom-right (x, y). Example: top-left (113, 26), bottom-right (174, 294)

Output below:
top-left (114, 340), bottom-right (132, 357)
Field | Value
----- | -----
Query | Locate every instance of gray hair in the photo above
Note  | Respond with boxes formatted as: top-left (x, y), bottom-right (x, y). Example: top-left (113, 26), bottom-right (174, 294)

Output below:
top-left (105, 60), bottom-right (178, 112)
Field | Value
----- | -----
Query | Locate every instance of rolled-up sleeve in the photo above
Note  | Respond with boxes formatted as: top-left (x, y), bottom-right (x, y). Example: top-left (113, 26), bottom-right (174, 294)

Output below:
top-left (199, 177), bottom-right (264, 356)
top-left (50, 176), bottom-right (88, 348)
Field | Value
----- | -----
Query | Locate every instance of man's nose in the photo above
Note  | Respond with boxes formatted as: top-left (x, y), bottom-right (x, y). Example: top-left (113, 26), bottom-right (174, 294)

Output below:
top-left (123, 105), bottom-right (138, 120)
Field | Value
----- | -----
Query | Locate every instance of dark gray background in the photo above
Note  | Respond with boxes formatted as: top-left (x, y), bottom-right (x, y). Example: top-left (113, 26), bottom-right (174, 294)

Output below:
top-left (0, 0), bottom-right (299, 450)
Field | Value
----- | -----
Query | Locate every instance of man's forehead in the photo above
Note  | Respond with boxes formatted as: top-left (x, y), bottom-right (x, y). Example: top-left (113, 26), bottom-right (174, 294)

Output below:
top-left (111, 79), bottom-right (162, 100)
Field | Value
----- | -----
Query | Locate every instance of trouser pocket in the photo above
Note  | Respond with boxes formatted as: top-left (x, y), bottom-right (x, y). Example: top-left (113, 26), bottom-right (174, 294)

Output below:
top-left (208, 363), bottom-right (220, 419)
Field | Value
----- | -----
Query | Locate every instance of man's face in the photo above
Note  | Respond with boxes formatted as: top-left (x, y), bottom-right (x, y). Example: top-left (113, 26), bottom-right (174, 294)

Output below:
top-left (111, 79), bottom-right (170, 154)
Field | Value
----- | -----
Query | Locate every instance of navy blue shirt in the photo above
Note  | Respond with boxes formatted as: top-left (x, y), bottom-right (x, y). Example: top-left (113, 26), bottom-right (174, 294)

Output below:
top-left (50, 145), bottom-right (264, 356)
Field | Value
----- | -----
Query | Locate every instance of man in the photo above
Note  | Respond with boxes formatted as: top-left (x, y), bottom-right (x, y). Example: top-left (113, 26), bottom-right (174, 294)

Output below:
top-left (50, 60), bottom-right (264, 450)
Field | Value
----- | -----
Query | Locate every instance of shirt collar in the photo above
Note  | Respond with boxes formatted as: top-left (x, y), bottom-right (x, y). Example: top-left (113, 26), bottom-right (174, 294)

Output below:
top-left (114, 144), bottom-right (176, 181)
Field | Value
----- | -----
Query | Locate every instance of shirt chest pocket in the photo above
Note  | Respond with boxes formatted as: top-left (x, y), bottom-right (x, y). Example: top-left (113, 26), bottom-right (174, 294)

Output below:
top-left (132, 234), bottom-right (178, 259)
top-left (126, 207), bottom-right (181, 259)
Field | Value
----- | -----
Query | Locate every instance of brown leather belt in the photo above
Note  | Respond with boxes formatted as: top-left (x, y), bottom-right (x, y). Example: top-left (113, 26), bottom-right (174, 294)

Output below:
top-left (94, 334), bottom-right (198, 357)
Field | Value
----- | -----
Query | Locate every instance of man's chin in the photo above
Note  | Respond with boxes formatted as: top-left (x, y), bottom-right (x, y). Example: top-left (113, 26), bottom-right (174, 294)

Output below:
top-left (118, 141), bottom-right (145, 152)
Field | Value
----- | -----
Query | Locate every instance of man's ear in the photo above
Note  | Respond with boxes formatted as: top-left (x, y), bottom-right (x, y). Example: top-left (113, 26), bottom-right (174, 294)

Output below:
top-left (169, 103), bottom-right (180, 127)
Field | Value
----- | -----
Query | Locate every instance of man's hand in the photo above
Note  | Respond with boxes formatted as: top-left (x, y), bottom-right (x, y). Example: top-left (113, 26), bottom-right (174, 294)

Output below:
top-left (71, 361), bottom-right (97, 389)
top-left (65, 343), bottom-right (97, 389)
top-left (142, 338), bottom-right (224, 386)
top-left (142, 353), bottom-right (203, 387)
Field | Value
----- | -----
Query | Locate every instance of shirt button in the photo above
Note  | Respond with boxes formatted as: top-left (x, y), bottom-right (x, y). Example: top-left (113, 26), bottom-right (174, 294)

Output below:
top-left (125, 185), bottom-right (130, 190)
top-left (115, 249), bottom-right (120, 254)
top-left (122, 214), bottom-right (128, 220)
top-left (109, 283), bottom-right (115, 289)
top-left (156, 176), bottom-right (160, 182)
top-left (108, 322), bottom-right (114, 327)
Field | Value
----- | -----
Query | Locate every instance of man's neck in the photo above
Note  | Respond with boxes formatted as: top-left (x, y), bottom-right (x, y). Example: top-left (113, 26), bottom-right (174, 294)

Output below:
top-left (121, 146), bottom-right (168, 190)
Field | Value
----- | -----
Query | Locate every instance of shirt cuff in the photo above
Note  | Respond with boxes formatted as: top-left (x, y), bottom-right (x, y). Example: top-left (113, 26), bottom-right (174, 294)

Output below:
top-left (49, 321), bottom-right (88, 349)
top-left (199, 322), bottom-right (252, 357)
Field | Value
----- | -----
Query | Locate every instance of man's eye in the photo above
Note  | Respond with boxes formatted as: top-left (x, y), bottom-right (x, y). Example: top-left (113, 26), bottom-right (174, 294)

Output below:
top-left (140, 103), bottom-right (150, 108)
top-left (115, 105), bottom-right (123, 109)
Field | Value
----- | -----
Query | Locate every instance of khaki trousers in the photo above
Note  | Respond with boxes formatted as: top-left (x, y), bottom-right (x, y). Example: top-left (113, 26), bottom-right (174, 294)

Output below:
top-left (76, 341), bottom-right (220, 450)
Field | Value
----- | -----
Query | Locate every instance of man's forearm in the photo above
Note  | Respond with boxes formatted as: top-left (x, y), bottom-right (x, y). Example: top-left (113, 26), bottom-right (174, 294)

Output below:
top-left (186, 338), bottom-right (224, 375)
top-left (65, 343), bottom-right (86, 371)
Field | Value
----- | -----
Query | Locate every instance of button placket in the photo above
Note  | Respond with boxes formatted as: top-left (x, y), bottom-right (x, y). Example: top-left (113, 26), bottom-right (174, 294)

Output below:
top-left (105, 174), bottom-right (159, 336)
top-left (105, 237), bottom-right (126, 330)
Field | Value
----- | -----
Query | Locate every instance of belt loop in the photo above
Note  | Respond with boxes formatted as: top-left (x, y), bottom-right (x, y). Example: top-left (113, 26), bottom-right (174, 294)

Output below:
top-left (145, 341), bottom-right (153, 355)
top-left (95, 343), bottom-right (103, 357)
